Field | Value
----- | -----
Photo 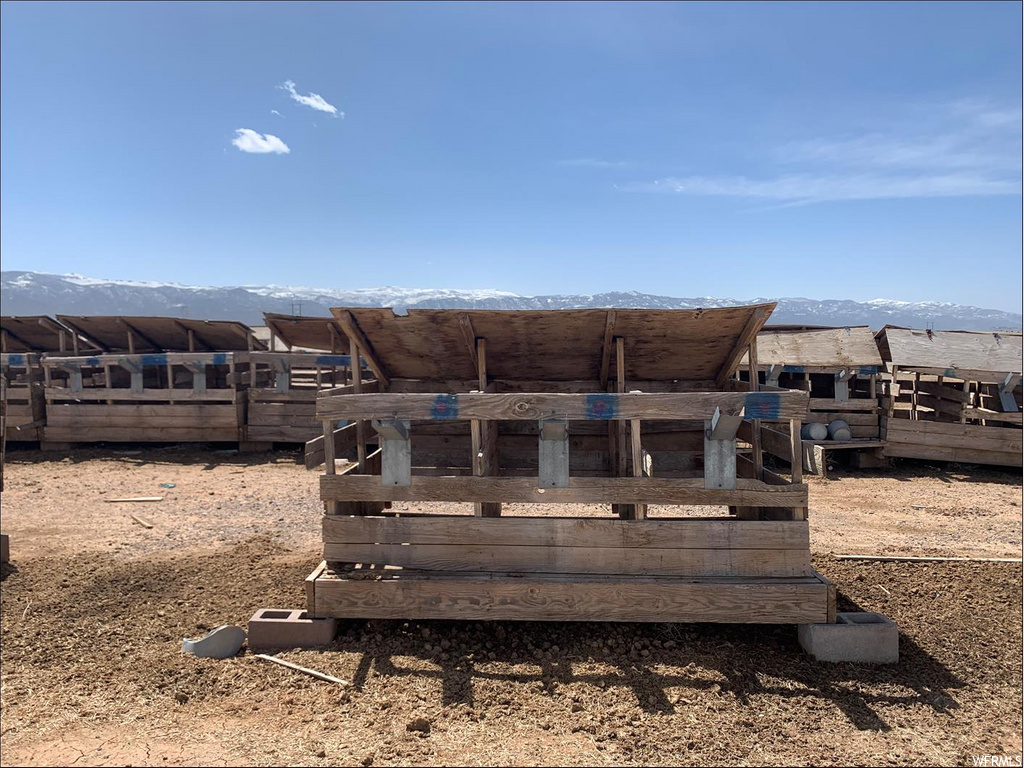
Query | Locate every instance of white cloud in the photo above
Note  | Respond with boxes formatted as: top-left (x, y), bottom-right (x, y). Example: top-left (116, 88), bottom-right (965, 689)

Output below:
top-left (623, 98), bottom-right (1021, 205)
top-left (270, 109), bottom-right (284, 119)
top-left (279, 80), bottom-right (343, 118)
top-left (625, 173), bottom-right (1020, 204)
top-left (231, 129), bottom-right (290, 155)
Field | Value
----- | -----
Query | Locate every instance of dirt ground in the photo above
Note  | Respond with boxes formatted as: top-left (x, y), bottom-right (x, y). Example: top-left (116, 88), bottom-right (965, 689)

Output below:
top-left (0, 446), bottom-right (1022, 767)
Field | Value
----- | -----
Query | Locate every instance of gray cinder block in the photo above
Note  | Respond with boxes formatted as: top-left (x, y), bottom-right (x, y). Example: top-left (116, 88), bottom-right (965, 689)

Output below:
top-left (798, 612), bottom-right (899, 663)
top-left (248, 609), bottom-right (338, 652)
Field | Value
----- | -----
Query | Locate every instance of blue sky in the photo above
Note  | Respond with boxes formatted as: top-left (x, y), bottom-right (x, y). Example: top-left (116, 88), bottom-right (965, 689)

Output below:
top-left (1, 1), bottom-right (1021, 311)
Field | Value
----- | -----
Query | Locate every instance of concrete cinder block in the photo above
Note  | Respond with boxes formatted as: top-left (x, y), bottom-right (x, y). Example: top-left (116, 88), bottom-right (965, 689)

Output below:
top-left (248, 609), bottom-right (338, 652)
top-left (799, 612), bottom-right (898, 663)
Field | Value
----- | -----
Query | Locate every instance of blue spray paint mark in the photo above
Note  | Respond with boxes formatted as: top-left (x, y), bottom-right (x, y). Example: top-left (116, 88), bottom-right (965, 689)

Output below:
top-left (84, 357), bottom-right (102, 366)
top-left (585, 393), bottom-right (619, 420)
top-left (140, 353), bottom-right (168, 367)
top-left (944, 368), bottom-right (958, 378)
top-left (782, 365), bottom-right (806, 374)
top-left (212, 352), bottom-right (227, 366)
top-left (315, 354), bottom-right (352, 367)
top-left (6, 353), bottom-right (25, 366)
top-left (857, 366), bottom-right (880, 375)
top-left (431, 394), bottom-right (460, 419)
top-left (744, 392), bottom-right (782, 420)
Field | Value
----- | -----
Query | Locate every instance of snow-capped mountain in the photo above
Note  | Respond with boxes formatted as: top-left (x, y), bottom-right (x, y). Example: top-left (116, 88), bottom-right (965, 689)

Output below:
top-left (1, 271), bottom-right (1019, 331)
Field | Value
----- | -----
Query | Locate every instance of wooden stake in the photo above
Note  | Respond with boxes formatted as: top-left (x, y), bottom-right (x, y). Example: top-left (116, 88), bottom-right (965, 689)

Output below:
top-left (254, 654), bottom-right (348, 685)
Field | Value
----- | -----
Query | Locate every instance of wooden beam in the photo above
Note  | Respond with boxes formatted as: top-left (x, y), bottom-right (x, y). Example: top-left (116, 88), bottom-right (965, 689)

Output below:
top-left (598, 311), bottom-right (616, 390)
top-left (317, 391), bottom-right (809, 422)
top-left (350, 336), bottom-right (367, 473)
top-left (458, 314), bottom-right (479, 371)
top-left (118, 318), bottom-right (162, 352)
top-left (55, 318), bottom-right (108, 353)
top-left (715, 307), bottom-right (769, 388)
top-left (335, 310), bottom-right (390, 387)
top-left (171, 319), bottom-right (214, 351)
top-left (321, 474), bottom-right (809, 507)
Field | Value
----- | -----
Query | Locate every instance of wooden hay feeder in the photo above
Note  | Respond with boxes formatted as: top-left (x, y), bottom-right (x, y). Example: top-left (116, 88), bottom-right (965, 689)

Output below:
top-left (242, 314), bottom-right (365, 446)
top-left (876, 327), bottom-right (1022, 467)
top-left (304, 305), bottom-right (835, 625)
top-left (742, 325), bottom-right (885, 475)
top-left (1, 316), bottom-right (78, 442)
top-left (40, 316), bottom-right (262, 446)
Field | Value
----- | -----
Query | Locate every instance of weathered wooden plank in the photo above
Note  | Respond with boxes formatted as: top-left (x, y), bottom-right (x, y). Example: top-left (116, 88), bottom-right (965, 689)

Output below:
top-left (335, 310), bottom-right (390, 387)
top-left (312, 573), bottom-right (830, 623)
top-left (317, 391), bottom-right (808, 422)
top-left (883, 441), bottom-right (1021, 467)
top-left (884, 421), bottom-right (1021, 452)
top-left (45, 387), bottom-right (235, 402)
top-left (322, 516), bottom-right (810, 549)
top-left (961, 407), bottom-right (1023, 425)
top-left (42, 427), bottom-right (240, 442)
top-left (321, 474), bottom-right (808, 506)
top-left (808, 398), bottom-right (878, 412)
top-left (322, 542), bottom-right (811, 578)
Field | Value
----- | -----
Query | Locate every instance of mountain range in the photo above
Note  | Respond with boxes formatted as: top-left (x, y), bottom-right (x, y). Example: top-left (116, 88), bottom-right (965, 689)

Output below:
top-left (1, 271), bottom-right (1020, 331)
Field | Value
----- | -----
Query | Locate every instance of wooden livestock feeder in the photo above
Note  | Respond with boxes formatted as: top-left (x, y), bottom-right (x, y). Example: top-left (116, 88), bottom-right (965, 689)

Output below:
top-left (876, 327), bottom-right (1022, 467)
top-left (304, 305), bottom-right (834, 626)
top-left (242, 314), bottom-right (362, 446)
top-left (742, 325), bottom-right (885, 476)
top-left (40, 316), bottom-right (264, 448)
top-left (0, 316), bottom-right (81, 443)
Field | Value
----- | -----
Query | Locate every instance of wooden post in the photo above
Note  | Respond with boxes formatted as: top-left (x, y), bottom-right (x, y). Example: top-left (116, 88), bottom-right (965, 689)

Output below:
top-left (789, 419), bottom-right (803, 485)
top-left (322, 418), bottom-right (338, 514)
top-left (747, 340), bottom-right (763, 481)
top-left (187, 329), bottom-right (196, 353)
top-left (960, 379), bottom-right (971, 424)
top-left (630, 418), bottom-right (646, 519)
top-left (911, 372), bottom-right (920, 420)
top-left (474, 338), bottom-right (501, 517)
top-left (888, 366), bottom-right (900, 420)
top-left (615, 337), bottom-right (634, 519)
top-left (351, 337), bottom-right (366, 473)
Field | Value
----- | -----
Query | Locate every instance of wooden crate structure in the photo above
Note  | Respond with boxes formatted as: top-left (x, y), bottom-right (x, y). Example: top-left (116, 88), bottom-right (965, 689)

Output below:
top-left (40, 316), bottom-right (263, 446)
top-left (876, 327), bottom-right (1022, 467)
top-left (742, 325), bottom-right (885, 475)
top-left (0, 316), bottom-right (80, 442)
top-left (242, 315), bottom-right (363, 445)
top-left (305, 305), bottom-right (834, 625)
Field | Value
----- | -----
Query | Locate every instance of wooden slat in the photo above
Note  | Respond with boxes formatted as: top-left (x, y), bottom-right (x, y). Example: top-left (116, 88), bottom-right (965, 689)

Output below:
top-left (598, 311), bottom-right (616, 390)
top-left (322, 516), bottom-right (809, 549)
top-left (321, 474), bottom-right (808, 506)
top-left (312, 573), bottom-right (830, 623)
top-left (42, 427), bottom-right (240, 442)
top-left (316, 391), bottom-right (808, 421)
top-left (883, 442), bottom-right (1021, 467)
top-left (45, 387), bottom-right (235, 402)
top-left (323, 542), bottom-right (811, 577)
top-left (808, 398), bottom-right (878, 412)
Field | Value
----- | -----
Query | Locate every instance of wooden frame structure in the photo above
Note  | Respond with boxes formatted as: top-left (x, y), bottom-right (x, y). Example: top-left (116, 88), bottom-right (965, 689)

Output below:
top-left (40, 316), bottom-right (263, 447)
top-left (743, 325), bottom-right (885, 475)
top-left (0, 316), bottom-right (79, 442)
top-left (876, 327), bottom-right (1022, 467)
top-left (242, 314), bottom-right (362, 445)
top-left (305, 306), bottom-right (834, 625)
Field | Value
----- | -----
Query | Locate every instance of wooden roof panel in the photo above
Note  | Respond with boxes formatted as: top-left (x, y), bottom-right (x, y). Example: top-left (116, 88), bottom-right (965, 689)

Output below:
top-left (263, 313), bottom-right (341, 351)
top-left (745, 326), bottom-right (883, 370)
top-left (876, 326), bottom-right (1022, 375)
top-left (1, 316), bottom-right (73, 353)
top-left (333, 304), bottom-right (776, 382)
top-left (55, 316), bottom-right (263, 352)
